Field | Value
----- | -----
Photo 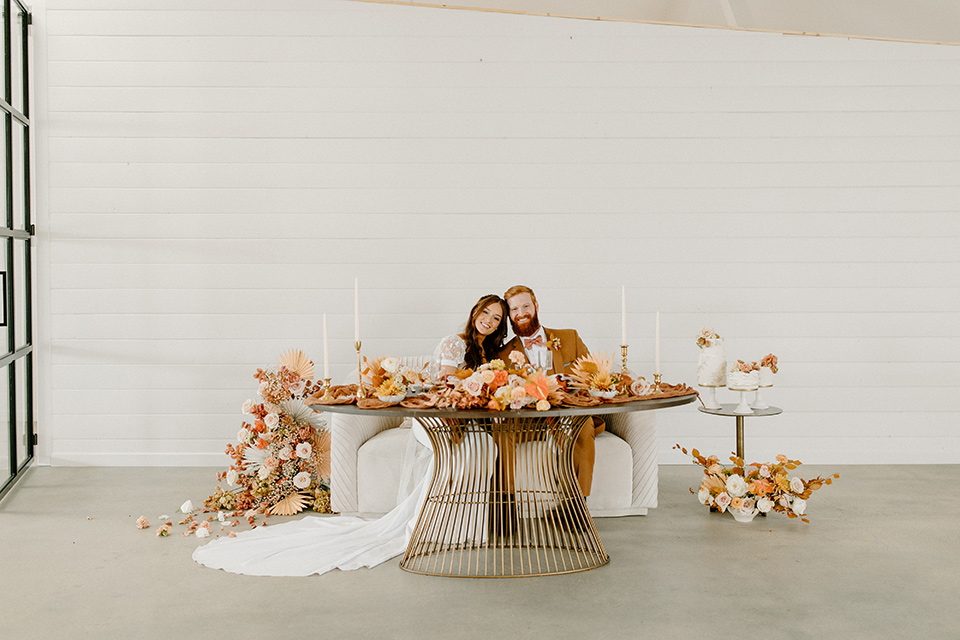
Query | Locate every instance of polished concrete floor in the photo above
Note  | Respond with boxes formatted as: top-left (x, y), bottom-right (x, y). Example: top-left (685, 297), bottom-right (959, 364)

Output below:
top-left (1, 464), bottom-right (958, 639)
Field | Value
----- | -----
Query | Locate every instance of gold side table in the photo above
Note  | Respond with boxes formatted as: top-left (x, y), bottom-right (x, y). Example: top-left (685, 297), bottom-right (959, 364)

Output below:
top-left (698, 404), bottom-right (783, 460)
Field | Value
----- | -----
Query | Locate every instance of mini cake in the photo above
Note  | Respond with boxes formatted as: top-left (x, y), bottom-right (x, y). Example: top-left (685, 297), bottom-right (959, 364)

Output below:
top-left (758, 367), bottom-right (775, 387)
top-left (727, 362), bottom-right (760, 391)
top-left (697, 337), bottom-right (727, 387)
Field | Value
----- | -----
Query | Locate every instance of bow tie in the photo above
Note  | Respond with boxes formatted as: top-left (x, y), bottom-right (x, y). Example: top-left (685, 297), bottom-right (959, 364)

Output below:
top-left (523, 335), bottom-right (544, 349)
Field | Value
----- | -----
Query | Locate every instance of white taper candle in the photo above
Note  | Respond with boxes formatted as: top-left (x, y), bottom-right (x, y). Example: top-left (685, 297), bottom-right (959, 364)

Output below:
top-left (655, 311), bottom-right (661, 375)
top-left (621, 285), bottom-right (627, 345)
top-left (354, 278), bottom-right (360, 343)
top-left (323, 313), bottom-right (330, 380)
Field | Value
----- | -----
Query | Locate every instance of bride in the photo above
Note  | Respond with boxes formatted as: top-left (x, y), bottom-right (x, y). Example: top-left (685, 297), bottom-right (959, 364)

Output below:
top-left (192, 294), bottom-right (508, 576)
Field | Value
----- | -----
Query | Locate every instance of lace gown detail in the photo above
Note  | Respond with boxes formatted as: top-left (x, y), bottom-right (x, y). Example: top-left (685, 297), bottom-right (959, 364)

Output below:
top-left (429, 334), bottom-right (466, 379)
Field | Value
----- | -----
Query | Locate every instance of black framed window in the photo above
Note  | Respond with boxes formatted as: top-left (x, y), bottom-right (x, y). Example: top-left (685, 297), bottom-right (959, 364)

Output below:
top-left (0, 0), bottom-right (33, 501)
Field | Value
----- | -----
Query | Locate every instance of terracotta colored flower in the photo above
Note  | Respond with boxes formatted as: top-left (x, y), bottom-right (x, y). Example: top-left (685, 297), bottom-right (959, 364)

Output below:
top-left (524, 372), bottom-right (550, 401)
top-left (136, 516), bottom-right (150, 529)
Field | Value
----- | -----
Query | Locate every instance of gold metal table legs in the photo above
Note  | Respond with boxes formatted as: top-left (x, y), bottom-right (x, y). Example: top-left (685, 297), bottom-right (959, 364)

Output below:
top-left (400, 415), bottom-right (609, 578)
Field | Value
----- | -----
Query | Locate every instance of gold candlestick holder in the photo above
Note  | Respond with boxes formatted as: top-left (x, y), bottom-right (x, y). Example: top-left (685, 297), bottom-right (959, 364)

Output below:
top-left (355, 341), bottom-right (366, 399)
top-left (620, 344), bottom-right (629, 374)
top-left (322, 377), bottom-right (333, 401)
top-left (653, 373), bottom-right (662, 394)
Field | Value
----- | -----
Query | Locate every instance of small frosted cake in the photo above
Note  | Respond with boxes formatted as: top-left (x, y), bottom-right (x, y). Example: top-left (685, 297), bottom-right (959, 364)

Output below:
top-left (697, 338), bottom-right (727, 387)
top-left (727, 362), bottom-right (760, 391)
top-left (758, 367), bottom-right (775, 387)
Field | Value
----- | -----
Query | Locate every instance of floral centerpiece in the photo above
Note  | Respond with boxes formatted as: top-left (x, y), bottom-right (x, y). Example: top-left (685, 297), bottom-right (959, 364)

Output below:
top-left (362, 355), bottom-right (426, 402)
top-left (435, 356), bottom-right (562, 411)
top-left (205, 350), bottom-right (332, 517)
top-left (674, 445), bottom-right (838, 524)
top-left (568, 352), bottom-right (623, 398)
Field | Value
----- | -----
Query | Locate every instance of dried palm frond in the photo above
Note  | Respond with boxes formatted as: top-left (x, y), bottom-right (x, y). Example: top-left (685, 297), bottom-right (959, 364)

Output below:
top-left (569, 352), bottom-right (616, 391)
top-left (278, 349), bottom-right (315, 381)
top-left (268, 491), bottom-right (311, 516)
top-left (314, 430), bottom-right (331, 481)
top-left (279, 398), bottom-right (325, 428)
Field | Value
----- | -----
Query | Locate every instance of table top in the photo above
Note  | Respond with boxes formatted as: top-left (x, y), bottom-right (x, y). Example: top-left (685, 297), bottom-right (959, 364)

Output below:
top-left (698, 404), bottom-right (782, 418)
top-left (312, 393), bottom-right (698, 418)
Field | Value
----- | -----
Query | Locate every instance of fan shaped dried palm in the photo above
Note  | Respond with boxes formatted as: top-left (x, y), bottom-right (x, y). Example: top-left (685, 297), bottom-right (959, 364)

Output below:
top-left (315, 429), bottom-right (332, 481)
top-left (569, 352), bottom-right (615, 391)
top-left (268, 491), bottom-right (311, 516)
top-left (278, 349), bottom-right (315, 381)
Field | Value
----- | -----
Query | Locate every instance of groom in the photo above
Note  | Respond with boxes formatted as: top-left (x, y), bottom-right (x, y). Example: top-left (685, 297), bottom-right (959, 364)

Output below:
top-left (498, 284), bottom-right (605, 497)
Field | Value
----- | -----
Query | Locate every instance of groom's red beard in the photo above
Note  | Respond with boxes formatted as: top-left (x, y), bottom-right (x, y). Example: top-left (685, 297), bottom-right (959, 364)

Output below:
top-left (511, 312), bottom-right (541, 338)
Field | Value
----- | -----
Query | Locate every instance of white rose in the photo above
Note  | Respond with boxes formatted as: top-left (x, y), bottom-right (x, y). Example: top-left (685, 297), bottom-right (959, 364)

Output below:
top-left (242, 399), bottom-right (255, 414)
top-left (278, 446), bottom-right (293, 461)
top-left (725, 474), bottom-right (748, 498)
top-left (714, 492), bottom-right (731, 513)
top-left (790, 476), bottom-right (804, 493)
top-left (289, 380), bottom-right (306, 395)
top-left (536, 399), bottom-right (551, 411)
top-left (237, 428), bottom-right (250, 443)
top-left (780, 495), bottom-right (791, 509)
top-left (293, 471), bottom-right (312, 489)
top-left (757, 497), bottom-right (774, 513)
top-left (697, 488), bottom-right (712, 505)
top-left (480, 370), bottom-right (496, 384)
top-left (257, 465), bottom-right (271, 480)
top-left (791, 498), bottom-right (807, 516)
top-left (296, 442), bottom-right (312, 459)
top-left (462, 376), bottom-right (484, 397)
top-left (179, 500), bottom-right (195, 513)
top-left (264, 413), bottom-right (280, 429)
top-left (226, 469), bottom-right (239, 486)
top-left (381, 357), bottom-right (399, 374)
top-left (759, 464), bottom-right (771, 478)
top-left (257, 381), bottom-right (267, 396)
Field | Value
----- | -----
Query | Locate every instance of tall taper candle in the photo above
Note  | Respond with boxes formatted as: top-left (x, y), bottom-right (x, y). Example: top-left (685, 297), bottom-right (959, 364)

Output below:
top-left (323, 313), bottom-right (330, 380)
top-left (655, 311), bottom-right (661, 375)
top-left (354, 278), bottom-right (360, 343)
top-left (621, 285), bottom-right (627, 345)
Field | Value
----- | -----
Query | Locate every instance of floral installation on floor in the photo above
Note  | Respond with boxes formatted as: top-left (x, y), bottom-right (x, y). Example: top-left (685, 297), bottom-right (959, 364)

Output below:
top-left (674, 445), bottom-right (839, 524)
top-left (211, 349), bottom-right (332, 517)
top-left (137, 351), bottom-right (334, 539)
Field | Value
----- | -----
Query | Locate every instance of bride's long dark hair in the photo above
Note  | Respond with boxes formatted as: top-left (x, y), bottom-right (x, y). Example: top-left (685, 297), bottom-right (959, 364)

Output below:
top-left (462, 294), bottom-right (508, 369)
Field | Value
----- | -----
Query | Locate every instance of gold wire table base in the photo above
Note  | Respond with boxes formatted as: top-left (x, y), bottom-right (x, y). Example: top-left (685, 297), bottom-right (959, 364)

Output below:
top-left (400, 415), bottom-right (609, 578)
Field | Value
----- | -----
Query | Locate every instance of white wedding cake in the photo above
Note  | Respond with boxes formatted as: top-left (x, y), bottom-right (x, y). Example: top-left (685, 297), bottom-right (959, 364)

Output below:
top-left (727, 364), bottom-right (760, 391)
top-left (697, 338), bottom-right (727, 387)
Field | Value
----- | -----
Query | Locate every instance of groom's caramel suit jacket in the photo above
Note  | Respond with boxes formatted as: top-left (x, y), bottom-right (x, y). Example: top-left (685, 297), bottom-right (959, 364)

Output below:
top-left (498, 328), bottom-right (605, 496)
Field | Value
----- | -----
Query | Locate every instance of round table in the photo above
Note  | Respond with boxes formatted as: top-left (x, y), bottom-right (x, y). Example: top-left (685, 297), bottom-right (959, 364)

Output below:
top-left (697, 404), bottom-right (782, 460)
top-left (319, 395), bottom-right (696, 578)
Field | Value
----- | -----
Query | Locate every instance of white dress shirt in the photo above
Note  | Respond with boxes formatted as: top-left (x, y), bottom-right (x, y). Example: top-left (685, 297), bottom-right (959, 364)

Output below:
top-left (521, 327), bottom-right (551, 370)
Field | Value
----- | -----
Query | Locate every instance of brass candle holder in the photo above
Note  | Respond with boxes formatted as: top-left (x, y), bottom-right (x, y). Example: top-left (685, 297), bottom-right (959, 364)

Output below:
top-left (355, 341), bottom-right (366, 399)
top-left (322, 377), bottom-right (333, 401)
top-left (653, 373), bottom-right (662, 394)
top-left (620, 344), bottom-right (628, 374)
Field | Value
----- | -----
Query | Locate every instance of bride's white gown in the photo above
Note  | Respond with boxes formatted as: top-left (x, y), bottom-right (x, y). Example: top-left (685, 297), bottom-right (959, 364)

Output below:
top-left (192, 335), bottom-right (469, 577)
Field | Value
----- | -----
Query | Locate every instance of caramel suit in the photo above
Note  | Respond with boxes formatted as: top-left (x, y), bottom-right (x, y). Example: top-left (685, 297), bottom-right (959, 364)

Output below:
top-left (498, 328), bottom-right (605, 496)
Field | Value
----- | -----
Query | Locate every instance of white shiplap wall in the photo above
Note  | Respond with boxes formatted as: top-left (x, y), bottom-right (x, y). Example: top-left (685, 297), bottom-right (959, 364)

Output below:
top-left (32, 0), bottom-right (960, 466)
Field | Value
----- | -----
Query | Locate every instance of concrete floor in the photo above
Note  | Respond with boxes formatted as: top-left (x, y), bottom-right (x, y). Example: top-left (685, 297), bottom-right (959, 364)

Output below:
top-left (1, 464), bottom-right (958, 640)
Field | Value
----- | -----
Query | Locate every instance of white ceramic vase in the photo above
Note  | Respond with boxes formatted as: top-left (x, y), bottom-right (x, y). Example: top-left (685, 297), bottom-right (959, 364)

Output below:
top-left (729, 507), bottom-right (758, 523)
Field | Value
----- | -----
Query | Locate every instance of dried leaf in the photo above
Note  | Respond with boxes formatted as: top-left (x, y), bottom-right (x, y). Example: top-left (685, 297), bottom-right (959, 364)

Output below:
top-left (279, 349), bottom-right (315, 380)
top-left (267, 492), bottom-right (311, 516)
